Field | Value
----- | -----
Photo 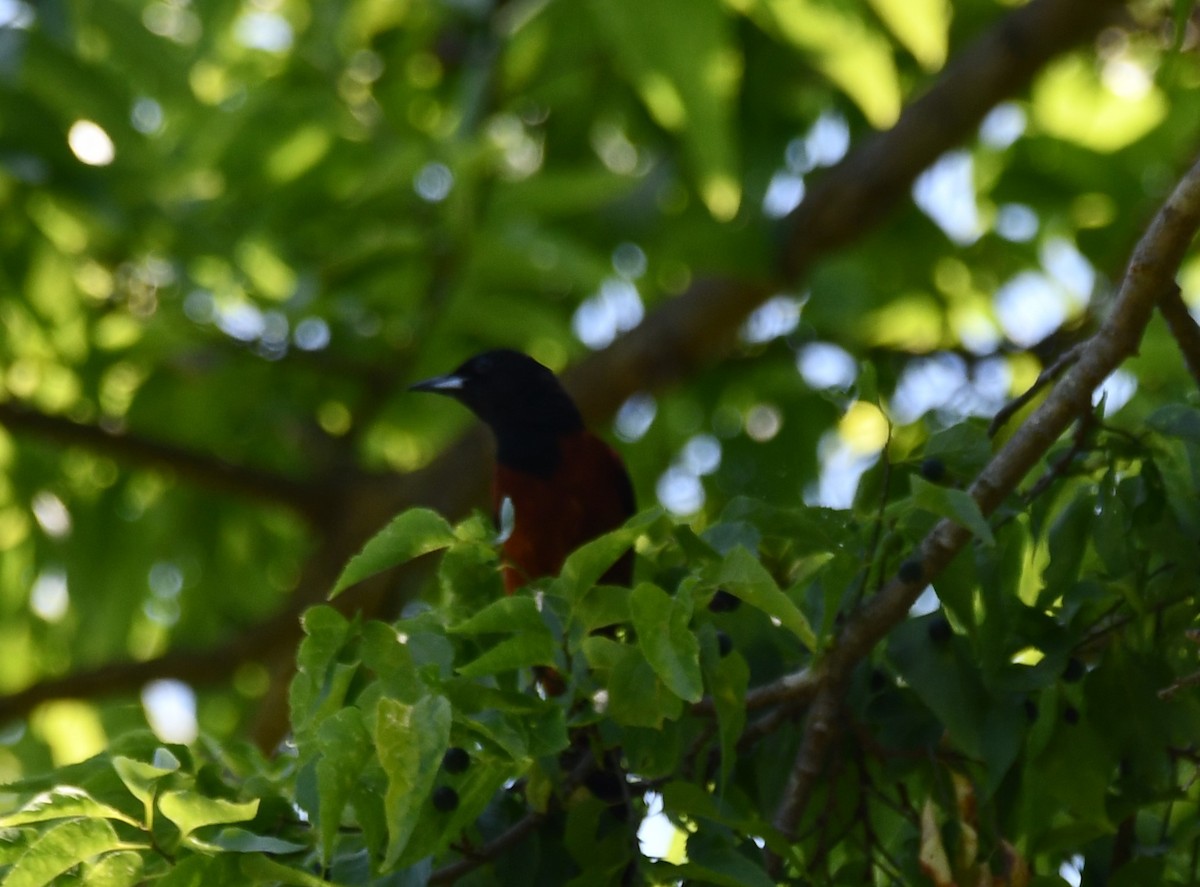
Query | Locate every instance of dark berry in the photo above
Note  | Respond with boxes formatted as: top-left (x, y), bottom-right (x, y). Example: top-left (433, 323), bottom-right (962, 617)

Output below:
top-left (1063, 706), bottom-right (1080, 725)
top-left (1062, 658), bottom-right (1085, 683)
top-left (432, 786), bottom-right (459, 812)
top-left (716, 630), bottom-right (733, 657)
top-left (927, 616), bottom-right (952, 644)
top-left (443, 746), bottom-right (470, 774)
top-left (1023, 698), bottom-right (1038, 722)
top-left (920, 457), bottom-right (947, 482)
top-left (708, 589), bottom-right (741, 613)
top-left (869, 669), bottom-right (888, 692)
top-left (898, 559), bottom-right (924, 584)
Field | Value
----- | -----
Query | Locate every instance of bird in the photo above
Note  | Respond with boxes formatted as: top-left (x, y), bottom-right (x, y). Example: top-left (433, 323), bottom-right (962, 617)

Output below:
top-left (409, 348), bottom-right (635, 592)
top-left (410, 349), bottom-right (641, 875)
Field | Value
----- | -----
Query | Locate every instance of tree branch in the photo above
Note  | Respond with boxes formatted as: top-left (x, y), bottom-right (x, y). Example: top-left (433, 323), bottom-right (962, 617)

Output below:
top-left (0, 402), bottom-right (325, 518)
top-left (772, 149), bottom-right (1200, 843)
top-left (1159, 283), bottom-right (1200, 389)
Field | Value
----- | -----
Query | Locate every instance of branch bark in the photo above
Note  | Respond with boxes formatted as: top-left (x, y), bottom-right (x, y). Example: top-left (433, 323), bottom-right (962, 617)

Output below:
top-left (0, 402), bottom-right (326, 518)
top-left (772, 149), bottom-right (1200, 842)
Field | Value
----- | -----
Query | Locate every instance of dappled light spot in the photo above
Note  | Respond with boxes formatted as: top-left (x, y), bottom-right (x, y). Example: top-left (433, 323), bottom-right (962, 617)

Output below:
top-left (142, 679), bottom-right (199, 744)
top-left (216, 301), bottom-right (266, 342)
top-left (867, 294), bottom-right (943, 352)
top-left (31, 491), bottom-right (70, 538)
top-left (591, 121), bottom-right (639, 174)
top-left (294, 316), bottom-right (330, 351)
top-left (994, 203), bottom-right (1038, 242)
top-left (740, 294), bottom-right (801, 344)
top-left (895, 352), bottom-right (1009, 423)
top-left (838, 401), bottom-right (888, 456)
top-left (612, 242), bottom-right (647, 280)
top-left (32, 700), bottom-right (106, 766)
top-left (487, 114), bottom-right (543, 179)
top-left (67, 120), bottom-right (115, 167)
top-left (801, 111), bottom-right (850, 170)
top-left (763, 171), bottom-right (805, 218)
top-left (142, 1), bottom-right (201, 44)
top-left (149, 562), bottom-right (183, 599)
top-left (1094, 369), bottom-right (1136, 416)
top-left (808, 431), bottom-right (876, 508)
top-left (1011, 646), bottom-right (1045, 666)
top-left (994, 272), bottom-right (1068, 348)
top-left (1033, 55), bottom-right (1166, 152)
top-left (978, 102), bottom-right (1026, 149)
top-left (0, 0), bottom-right (34, 29)
top-left (414, 162), bottom-right (453, 202)
top-left (913, 150), bottom-right (981, 244)
top-left (572, 278), bottom-right (644, 349)
top-left (614, 393), bottom-right (657, 442)
top-left (745, 404), bottom-right (782, 442)
top-left (1041, 237), bottom-right (1095, 303)
top-left (797, 342), bottom-right (857, 390)
top-left (235, 11), bottom-right (293, 53)
top-left (131, 97), bottom-right (165, 135)
top-left (682, 433), bottom-right (721, 476)
top-left (908, 586), bottom-right (940, 617)
top-left (656, 465), bottom-right (704, 516)
top-left (30, 568), bottom-right (68, 622)
top-left (318, 400), bottom-right (352, 436)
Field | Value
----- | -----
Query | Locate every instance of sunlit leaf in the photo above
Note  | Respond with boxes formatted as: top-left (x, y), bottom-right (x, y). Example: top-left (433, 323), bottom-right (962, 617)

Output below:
top-left (157, 791), bottom-right (259, 839)
top-left (376, 695), bottom-right (452, 868)
top-left (331, 508), bottom-right (456, 597)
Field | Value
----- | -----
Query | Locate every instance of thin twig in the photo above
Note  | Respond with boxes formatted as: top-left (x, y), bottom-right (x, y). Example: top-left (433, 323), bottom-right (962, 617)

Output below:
top-left (1159, 283), bottom-right (1200, 388)
top-left (988, 343), bottom-right (1085, 437)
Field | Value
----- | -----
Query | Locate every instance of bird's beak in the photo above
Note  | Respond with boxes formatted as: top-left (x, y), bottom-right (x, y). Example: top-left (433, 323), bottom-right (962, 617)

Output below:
top-left (408, 373), bottom-right (466, 395)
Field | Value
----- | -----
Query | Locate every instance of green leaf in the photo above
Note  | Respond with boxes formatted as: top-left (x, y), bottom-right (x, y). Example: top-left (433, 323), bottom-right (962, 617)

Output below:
top-left (887, 615), bottom-right (987, 757)
top-left (553, 516), bottom-right (651, 600)
top-left (0, 787), bottom-right (140, 829)
top-left (238, 853), bottom-right (338, 886)
top-left (82, 850), bottom-right (144, 887)
top-left (630, 583), bottom-right (703, 703)
top-left (676, 840), bottom-right (776, 887)
top-left (314, 708), bottom-right (373, 864)
top-left (201, 827), bottom-right (309, 854)
top-left (590, 0), bottom-right (741, 219)
top-left (910, 475), bottom-right (995, 546)
top-left (157, 792), bottom-right (258, 839)
top-left (700, 626), bottom-right (749, 788)
top-left (331, 508), bottom-right (456, 597)
top-left (597, 642), bottom-right (684, 728)
top-left (448, 595), bottom-right (546, 635)
top-left (455, 630), bottom-right (559, 678)
top-left (2, 818), bottom-right (141, 887)
top-left (713, 547), bottom-right (817, 650)
top-left (112, 754), bottom-right (180, 824)
top-left (375, 695), bottom-right (452, 868)
top-left (1041, 492), bottom-right (1094, 607)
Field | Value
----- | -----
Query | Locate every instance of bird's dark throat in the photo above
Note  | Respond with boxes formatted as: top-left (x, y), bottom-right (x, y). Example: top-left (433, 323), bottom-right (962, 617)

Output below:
top-left (494, 429), bottom-right (565, 477)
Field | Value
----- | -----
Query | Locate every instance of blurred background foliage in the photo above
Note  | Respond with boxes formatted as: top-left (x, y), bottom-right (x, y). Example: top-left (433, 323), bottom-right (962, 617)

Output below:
top-left (2, 0), bottom-right (1200, 881)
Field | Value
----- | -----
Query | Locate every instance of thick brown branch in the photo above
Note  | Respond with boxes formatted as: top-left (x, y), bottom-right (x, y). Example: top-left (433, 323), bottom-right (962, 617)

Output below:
top-left (0, 402), bottom-right (324, 518)
top-left (773, 149), bottom-right (1200, 840)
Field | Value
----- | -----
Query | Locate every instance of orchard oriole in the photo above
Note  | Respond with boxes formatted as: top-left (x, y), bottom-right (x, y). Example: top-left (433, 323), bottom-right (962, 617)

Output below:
top-left (411, 349), bottom-right (640, 866)
top-left (409, 348), bottom-right (635, 591)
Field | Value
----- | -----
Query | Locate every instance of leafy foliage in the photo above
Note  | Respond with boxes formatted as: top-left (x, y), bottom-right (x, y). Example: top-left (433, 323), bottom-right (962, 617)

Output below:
top-left (3, 0), bottom-right (1200, 884)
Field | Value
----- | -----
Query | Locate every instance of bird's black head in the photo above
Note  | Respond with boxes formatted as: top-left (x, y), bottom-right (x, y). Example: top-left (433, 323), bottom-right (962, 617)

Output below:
top-left (410, 349), bottom-right (584, 471)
